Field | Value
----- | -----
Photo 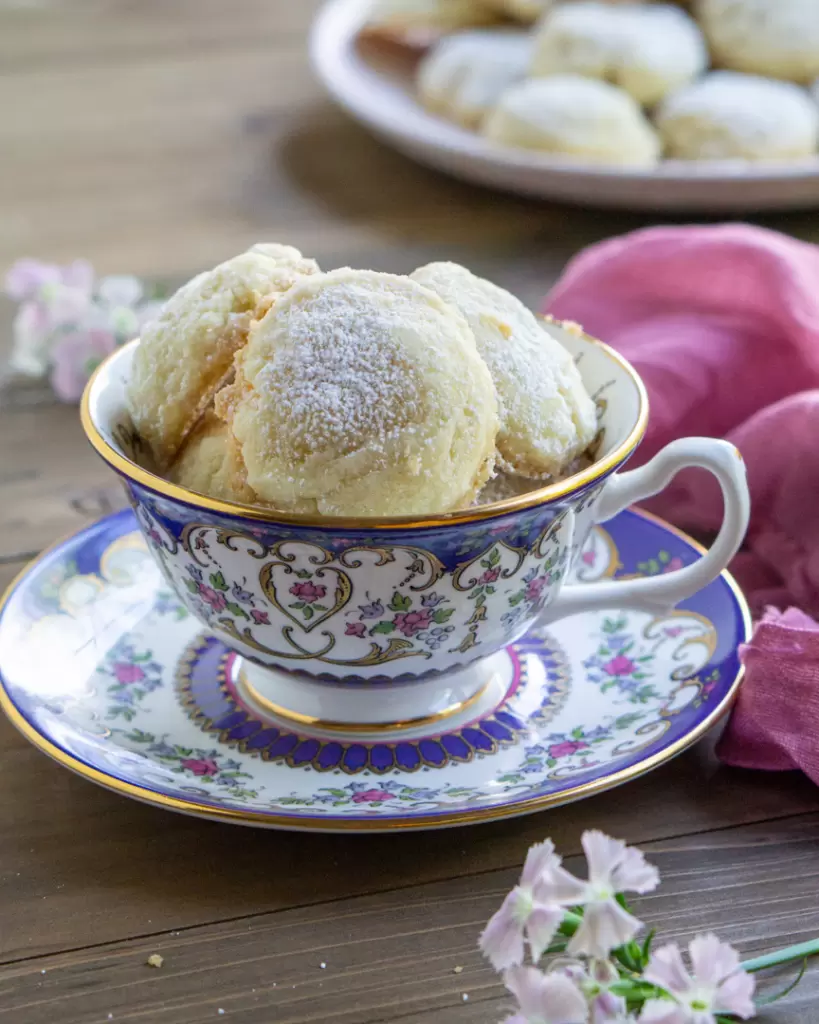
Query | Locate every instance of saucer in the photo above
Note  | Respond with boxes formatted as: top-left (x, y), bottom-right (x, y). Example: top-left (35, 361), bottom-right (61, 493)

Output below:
top-left (0, 508), bottom-right (750, 832)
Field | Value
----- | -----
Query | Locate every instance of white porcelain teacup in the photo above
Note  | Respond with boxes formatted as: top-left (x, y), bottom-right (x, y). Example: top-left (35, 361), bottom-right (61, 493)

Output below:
top-left (82, 324), bottom-right (749, 728)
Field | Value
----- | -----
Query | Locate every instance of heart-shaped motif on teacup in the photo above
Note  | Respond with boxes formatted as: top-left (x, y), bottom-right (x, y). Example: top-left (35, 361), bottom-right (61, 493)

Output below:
top-left (260, 557), bottom-right (352, 634)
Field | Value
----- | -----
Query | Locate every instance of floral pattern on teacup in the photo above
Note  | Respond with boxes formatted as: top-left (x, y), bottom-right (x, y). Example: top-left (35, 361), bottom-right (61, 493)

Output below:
top-left (133, 503), bottom-right (585, 682)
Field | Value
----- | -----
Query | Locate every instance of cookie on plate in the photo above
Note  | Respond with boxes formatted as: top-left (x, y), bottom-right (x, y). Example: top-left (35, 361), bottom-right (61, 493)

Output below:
top-left (417, 29), bottom-right (532, 128)
top-left (698, 0), bottom-right (819, 85)
top-left (482, 75), bottom-right (661, 166)
top-left (226, 268), bottom-right (498, 517)
top-left (657, 71), bottom-right (819, 160)
top-left (530, 2), bottom-right (707, 107)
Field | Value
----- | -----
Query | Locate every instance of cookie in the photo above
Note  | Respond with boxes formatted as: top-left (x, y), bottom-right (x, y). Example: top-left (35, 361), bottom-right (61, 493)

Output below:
top-left (657, 71), bottom-right (819, 160)
top-left (530, 2), bottom-right (707, 107)
top-left (411, 262), bottom-right (597, 479)
top-left (698, 0), bottom-right (819, 85)
top-left (482, 75), bottom-right (661, 166)
top-left (227, 268), bottom-right (498, 517)
top-left (417, 29), bottom-right (532, 127)
top-left (127, 244), bottom-right (319, 469)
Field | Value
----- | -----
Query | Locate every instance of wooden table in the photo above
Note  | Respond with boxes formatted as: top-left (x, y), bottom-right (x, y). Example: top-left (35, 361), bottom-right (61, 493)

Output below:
top-left (2, 2), bottom-right (819, 1021)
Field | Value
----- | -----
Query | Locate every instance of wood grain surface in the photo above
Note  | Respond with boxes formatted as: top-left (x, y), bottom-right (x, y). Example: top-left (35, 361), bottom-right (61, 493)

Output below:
top-left (2, 1), bottom-right (819, 1021)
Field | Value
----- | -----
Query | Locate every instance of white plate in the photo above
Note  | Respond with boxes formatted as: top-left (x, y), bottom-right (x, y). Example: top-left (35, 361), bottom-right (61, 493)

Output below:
top-left (309, 0), bottom-right (819, 211)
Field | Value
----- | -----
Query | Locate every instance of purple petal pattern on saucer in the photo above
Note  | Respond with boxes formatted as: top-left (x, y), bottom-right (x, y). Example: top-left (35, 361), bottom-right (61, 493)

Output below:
top-left (177, 634), bottom-right (570, 774)
top-left (0, 508), bottom-right (751, 831)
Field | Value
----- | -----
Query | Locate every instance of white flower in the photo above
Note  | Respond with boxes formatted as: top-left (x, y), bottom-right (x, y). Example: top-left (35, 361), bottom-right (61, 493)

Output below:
top-left (107, 305), bottom-right (140, 338)
top-left (9, 301), bottom-right (51, 377)
top-left (643, 934), bottom-right (756, 1023)
top-left (551, 957), bottom-right (628, 1024)
top-left (38, 282), bottom-right (93, 328)
top-left (504, 966), bottom-right (589, 1024)
top-left (637, 1002), bottom-right (686, 1024)
top-left (97, 274), bottom-right (143, 308)
top-left (5, 258), bottom-right (61, 300)
top-left (480, 841), bottom-right (566, 969)
top-left (539, 831), bottom-right (660, 960)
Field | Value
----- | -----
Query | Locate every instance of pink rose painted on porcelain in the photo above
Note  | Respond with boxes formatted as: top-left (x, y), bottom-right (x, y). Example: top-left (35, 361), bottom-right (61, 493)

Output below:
top-left (351, 789), bottom-right (393, 803)
top-left (393, 609), bottom-right (433, 637)
top-left (603, 654), bottom-right (637, 677)
top-left (290, 581), bottom-right (327, 602)
top-left (180, 757), bottom-right (219, 776)
top-left (345, 622), bottom-right (367, 638)
top-left (548, 740), bottom-right (589, 758)
top-left (112, 662), bottom-right (146, 685)
top-left (198, 585), bottom-right (227, 613)
top-left (525, 576), bottom-right (548, 602)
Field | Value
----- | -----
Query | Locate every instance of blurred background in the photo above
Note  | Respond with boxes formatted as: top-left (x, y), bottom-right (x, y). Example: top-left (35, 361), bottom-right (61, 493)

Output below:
top-left (5, 0), bottom-right (818, 373)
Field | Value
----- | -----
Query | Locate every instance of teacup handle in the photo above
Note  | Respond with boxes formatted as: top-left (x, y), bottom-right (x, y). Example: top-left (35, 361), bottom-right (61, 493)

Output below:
top-left (542, 437), bottom-right (750, 622)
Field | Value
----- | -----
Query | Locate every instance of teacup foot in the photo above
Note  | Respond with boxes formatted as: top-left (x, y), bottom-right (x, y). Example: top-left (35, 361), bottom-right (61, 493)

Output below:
top-left (235, 654), bottom-right (510, 738)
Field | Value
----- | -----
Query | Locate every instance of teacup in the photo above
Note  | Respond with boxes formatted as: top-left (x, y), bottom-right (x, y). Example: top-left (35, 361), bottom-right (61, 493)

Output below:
top-left (81, 324), bottom-right (749, 728)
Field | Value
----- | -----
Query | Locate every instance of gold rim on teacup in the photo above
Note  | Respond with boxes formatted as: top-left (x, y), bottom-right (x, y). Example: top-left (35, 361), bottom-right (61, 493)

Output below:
top-left (80, 327), bottom-right (649, 529)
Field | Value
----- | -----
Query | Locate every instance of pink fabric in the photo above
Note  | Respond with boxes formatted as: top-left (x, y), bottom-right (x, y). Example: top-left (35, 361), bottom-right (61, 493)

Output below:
top-left (716, 607), bottom-right (819, 779)
top-left (544, 224), bottom-right (819, 777)
top-left (545, 224), bottom-right (819, 620)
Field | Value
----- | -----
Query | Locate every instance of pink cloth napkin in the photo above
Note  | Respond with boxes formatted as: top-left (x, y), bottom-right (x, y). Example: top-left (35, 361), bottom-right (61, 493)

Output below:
top-left (544, 224), bottom-right (819, 776)
top-left (717, 607), bottom-right (819, 781)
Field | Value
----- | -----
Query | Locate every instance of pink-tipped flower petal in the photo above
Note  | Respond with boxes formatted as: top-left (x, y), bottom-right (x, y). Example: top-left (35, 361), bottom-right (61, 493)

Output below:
top-left (61, 258), bottom-right (94, 294)
top-left (526, 904), bottom-right (564, 963)
top-left (10, 301), bottom-right (50, 376)
top-left (568, 900), bottom-right (642, 960)
top-left (480, 889), bottom-right (526, 970)
top-left (521, 840), bottom-right (560, 887)
top-left (5, 258), bottom-right (61, 300)
top-left (583, 831), bottom-right (626, 884)
top-left (714, 969), bottom-right (756, 1019)
top-left (688, 934), bottom-right (739, 989)
top-left (50, 328), bottom-right (116, 402)
top-left (582, 831), bottom-right (659, 895)
top-left (505, 966), bottom-right (588, 1024)
top-left (644, 943), bottom-right (692, 994)
top-left (98, 274), bottom-right (143, 308)
top-left (638, 1000), bottom-right (688, 1024)
top-left (645, 936), bottom-right (755, 1023)
top-left (538, 863), bottom-right (588, 904)
top-left (610, 845), bottom-right (660, 895)
top-left (591, 989), bottom-right (628, 1023)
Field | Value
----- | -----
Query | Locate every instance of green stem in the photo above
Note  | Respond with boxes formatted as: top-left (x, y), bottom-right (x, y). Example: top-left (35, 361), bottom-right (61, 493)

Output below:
top-left (742, 939), bottom-right (819, 973)
top-left (558, 911), bottom-right (583, 937)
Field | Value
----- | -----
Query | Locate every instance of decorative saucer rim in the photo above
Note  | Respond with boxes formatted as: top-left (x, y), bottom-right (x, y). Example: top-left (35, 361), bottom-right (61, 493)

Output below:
top-left (0, 508), bottom-right (752, 833)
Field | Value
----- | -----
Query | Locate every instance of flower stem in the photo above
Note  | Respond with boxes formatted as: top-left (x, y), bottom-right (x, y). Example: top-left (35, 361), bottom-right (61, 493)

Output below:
top-left (741, 938), bottom-right (819, 973)
top-left (558, 911), bottom-right (583, 937)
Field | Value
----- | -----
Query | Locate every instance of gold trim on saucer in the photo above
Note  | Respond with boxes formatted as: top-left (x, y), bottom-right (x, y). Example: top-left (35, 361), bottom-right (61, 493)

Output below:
top-left (0, 508), bottom-right (752, 832)
top-left (236, 671), bottom-right (493, 733)
top-left (79, 326), bottom-right (650, 530)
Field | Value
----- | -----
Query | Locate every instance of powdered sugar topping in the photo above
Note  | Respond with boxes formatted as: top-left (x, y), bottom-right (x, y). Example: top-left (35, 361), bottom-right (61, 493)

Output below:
top-left (249, 275), bottom-right (448, 459)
